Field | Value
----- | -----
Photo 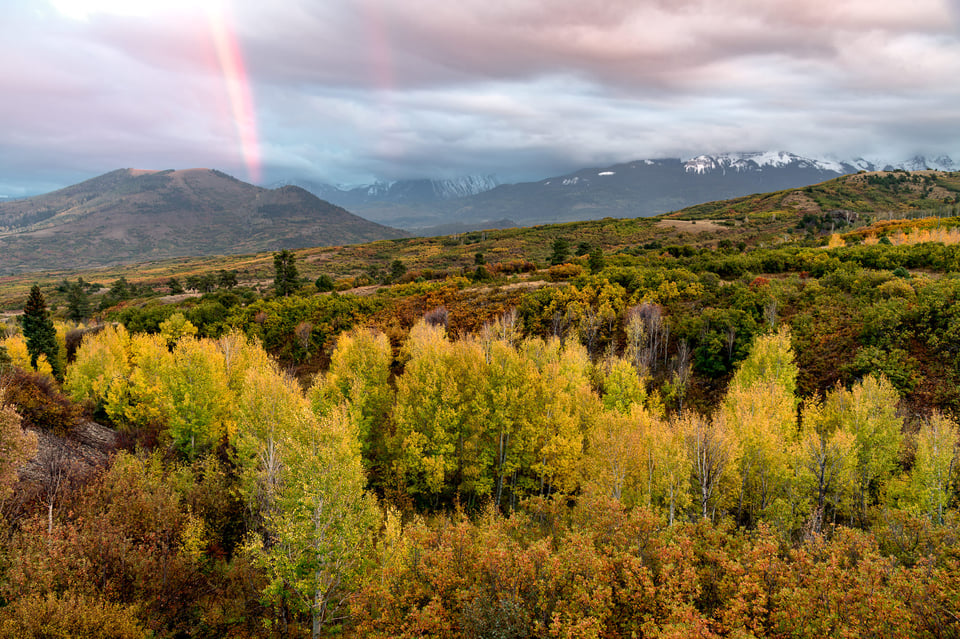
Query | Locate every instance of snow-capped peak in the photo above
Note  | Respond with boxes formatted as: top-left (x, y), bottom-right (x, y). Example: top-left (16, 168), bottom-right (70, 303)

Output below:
top-left (683, 152), bottom-right (856, 175)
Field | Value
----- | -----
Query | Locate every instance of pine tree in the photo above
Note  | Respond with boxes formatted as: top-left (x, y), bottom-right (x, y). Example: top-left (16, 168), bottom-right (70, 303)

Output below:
top-left (65, 279), bottom-right (90, 322)
top-left (273, 249), bottom-right (299, 297)
top-left (21, 284), bottom-right (62, 380)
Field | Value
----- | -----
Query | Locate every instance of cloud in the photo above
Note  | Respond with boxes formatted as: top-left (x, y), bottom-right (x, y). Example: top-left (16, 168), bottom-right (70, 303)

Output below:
top-left (2, 0), bottom-right (960, 193)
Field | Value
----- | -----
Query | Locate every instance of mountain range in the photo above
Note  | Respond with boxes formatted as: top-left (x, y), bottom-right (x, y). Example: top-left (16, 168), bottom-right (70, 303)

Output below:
top-left (0, 168), bottom-right (405, 274)
top-left (3, 152), bottom-right (956, 274)
top-left (294, 152), bottom-right (957, 232)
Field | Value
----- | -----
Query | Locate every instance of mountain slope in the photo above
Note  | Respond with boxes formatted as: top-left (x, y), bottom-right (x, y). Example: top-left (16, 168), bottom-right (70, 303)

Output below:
top-left (295, 152), bottom-right (956, 231)
top-left (0, 168), bottom-right (406, 273)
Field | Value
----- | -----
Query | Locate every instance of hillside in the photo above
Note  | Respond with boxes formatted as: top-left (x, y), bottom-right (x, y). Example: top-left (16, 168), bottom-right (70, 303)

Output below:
top-left (6, 169), bottom-right (960, 636)
top-left (0, 168), bottom-right (406, 274)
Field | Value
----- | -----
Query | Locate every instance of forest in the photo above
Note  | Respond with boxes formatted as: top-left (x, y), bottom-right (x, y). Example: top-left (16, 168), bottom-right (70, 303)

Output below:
top-left (3, 177), bottom-right (960, 637)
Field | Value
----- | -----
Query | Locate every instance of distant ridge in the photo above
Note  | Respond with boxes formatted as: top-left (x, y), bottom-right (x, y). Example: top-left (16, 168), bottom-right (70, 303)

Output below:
top-left (287, 152), bottom-right (956, 231)
top-left (0, 168), bottom-right (406, 274)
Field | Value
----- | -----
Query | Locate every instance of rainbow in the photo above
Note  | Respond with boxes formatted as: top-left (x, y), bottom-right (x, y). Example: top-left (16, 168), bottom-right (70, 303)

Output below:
top-left (206, 6), bottom-right (261, 183)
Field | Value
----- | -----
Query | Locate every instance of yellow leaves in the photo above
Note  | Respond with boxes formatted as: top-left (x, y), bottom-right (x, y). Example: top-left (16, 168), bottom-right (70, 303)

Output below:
top-left (64, 324), bottom-right (131, 408)
top-left (158, 312), bottom-right (197, 348)
top-left (728, 326), bottom-right (798, 400)
top-left (179, 510), bottom-right (207, 562)
top-left (827, 233), bottom-right (846, 249)
top-left (909, 411), bottom-right (959, 522)
top-left (1, 335), bottom-right (47, 375)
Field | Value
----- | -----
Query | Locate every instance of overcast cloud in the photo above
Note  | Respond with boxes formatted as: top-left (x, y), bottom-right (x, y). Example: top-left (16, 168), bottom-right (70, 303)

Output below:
top-left (2, 0), bottom-right (959, 195)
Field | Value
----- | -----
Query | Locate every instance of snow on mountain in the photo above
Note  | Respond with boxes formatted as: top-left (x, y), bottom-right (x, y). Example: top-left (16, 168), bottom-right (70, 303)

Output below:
top-left (893, 155), bottom-right (956, 172)
top-left (682, 152), bottom-right (855, 175)
top-left (432, 175), bottom-right (501, 199)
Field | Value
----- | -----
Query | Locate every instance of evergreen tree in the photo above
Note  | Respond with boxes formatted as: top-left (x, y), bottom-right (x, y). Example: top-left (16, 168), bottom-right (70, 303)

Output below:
top-left (21, 285), bottom-right (62, 380)
top-left (588, 247), bottom-right (605, 274)
top-left (315, 274), bottom-right (336, 292)
top-left (65, 279), bottom-right (90, 322)
top-left (0, 344), bottom-right (11, 372)
top-left (390, 259), bottom-right (407, 282)
top-left (549, 238), bottom-right (570, 265)
top-left (273, 249), bottom-right (299, 297)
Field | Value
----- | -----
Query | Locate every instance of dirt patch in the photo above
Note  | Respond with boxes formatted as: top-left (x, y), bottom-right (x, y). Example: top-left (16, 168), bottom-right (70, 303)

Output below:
top-left (656, 219), bottom-right (727, 232)
top-left (19, 420), bottom-right (118, 484)
top-left (782, 191), bottom-right (821, 213)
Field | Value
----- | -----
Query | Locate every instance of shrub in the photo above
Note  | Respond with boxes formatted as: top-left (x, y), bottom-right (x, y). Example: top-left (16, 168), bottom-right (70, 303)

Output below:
top-left (0, 368), bottom-right (81, 436)
top-left (548, 263), bottom-right (584, 281)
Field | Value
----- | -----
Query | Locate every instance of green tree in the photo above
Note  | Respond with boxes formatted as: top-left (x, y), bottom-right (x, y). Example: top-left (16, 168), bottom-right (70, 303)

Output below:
top-left (217, 269), bottom-right (238, 289)
top-left (722, 327), bottom-right (800, 522)
top-left (315, 274), bottom-right (335, 292)
top-left (588, 246), bottom-right (605, 274)
top-left (21, 285), bottom-right (62, 380)
top-left (795, 398), bottom-right (856, 530)
top-left (389, 259), bottom-right (407, 282)
top-left (550, 238), bottom-right (571, 265)
top-left (246, 405), bottom-right (377, 639)
top-left (274, 249), bottom-right (300, 297)
top-left (109, 277), bottom-right (130, 301)
top-left (65, 279), bottom-right (90, 322)
top-left (166, 277), bottom-right (184, 294)
top-left (309, 329), bottom-right (393, 464)
top-left (0, 343), bottom-right (11, 372)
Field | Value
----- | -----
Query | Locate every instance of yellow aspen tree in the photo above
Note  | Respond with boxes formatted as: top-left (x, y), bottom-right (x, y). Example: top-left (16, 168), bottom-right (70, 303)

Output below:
top-left (120, 333), bottom-right (174, 430)
top-left (161, 337), bottom-right (234, 458)
top-left (247, 405), bottom-right (377, 639)
top-left (482, 337), bottom-right (528, 508)
top-left (822, 374), bottom-right (903, 524)
top-left (683, 411), bottom-right (735, 520)
top-left (910, 411), bottom-right (959, 524)
top-left (310, 328), bottom-right (393, 462)
top-left (392, 321), bottom-right (486, 500)
top-left (650, 413), bottom-right (691, 524)
top-left (64, 324), bottom-right (131, 410)
top-left (235, 361), bottom-right (309, 524)
top-left (601, 357), bottom-right (647, 414)
top-left (583, 408), bottom-right (644, 504)
top-left (795, 398), bottom-right (856, 531)
top-left (216, 330), bottom-right (273, 393)
top-left (526, 338), bottom-right (595, 498)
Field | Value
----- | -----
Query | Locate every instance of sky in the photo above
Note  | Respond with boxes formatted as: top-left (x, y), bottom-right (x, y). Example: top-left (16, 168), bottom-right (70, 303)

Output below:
top-left (3, 0), bottom-right (960, 196)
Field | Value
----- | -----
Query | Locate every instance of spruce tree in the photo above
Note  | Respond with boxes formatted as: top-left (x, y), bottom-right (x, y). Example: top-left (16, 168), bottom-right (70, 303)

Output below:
top-left (21, 284), bottom-right (62, 380)
top-left (274, 249), bottom-right (299, 297)
top-left (65, 279), bottom-right (90, 322)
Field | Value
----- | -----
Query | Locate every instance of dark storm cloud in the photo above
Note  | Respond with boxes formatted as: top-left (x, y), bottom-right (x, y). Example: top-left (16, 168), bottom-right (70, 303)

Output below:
top-left (2, 0), bottom-right (959, 194)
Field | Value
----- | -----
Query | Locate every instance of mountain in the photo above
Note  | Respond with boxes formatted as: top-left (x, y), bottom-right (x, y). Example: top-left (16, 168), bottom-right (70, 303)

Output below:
top-left (288, 152), bottom-right (956, 232)
top-left (403, 152), bottom-right (862, 229)
top-left (274, 175), bottom-right (500, 224)
top-left (0, 168), bottom-right (406, 274)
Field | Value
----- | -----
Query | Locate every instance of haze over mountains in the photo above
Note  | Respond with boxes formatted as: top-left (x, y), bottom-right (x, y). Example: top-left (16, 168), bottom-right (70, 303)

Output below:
top-left (293, 152), bottom-right (957, 232)
top-left (0, 168), bottom-right (405, 274)
top-left (2, 151), bottom-right (957, 275)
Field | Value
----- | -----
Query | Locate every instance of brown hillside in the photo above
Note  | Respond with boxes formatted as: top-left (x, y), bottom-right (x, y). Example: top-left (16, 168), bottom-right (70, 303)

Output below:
top-left (0, 168), bottom-right (407, 274)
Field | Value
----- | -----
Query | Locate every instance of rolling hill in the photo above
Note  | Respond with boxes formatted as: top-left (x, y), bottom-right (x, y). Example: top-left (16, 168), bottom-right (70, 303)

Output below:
top-left (0, 168), bottom-right (406, 274)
